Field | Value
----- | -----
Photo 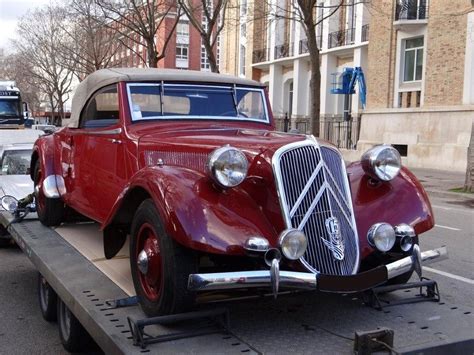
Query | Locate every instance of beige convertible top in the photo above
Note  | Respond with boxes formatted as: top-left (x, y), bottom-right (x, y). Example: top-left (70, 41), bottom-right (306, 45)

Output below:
top-left (69, 68), bottom-right (264, 128)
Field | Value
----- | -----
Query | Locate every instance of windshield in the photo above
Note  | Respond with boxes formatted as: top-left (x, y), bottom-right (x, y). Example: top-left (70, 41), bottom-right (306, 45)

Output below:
top-left (0, 99), bottom-right (21, 117)
top-left (127, 83), bottom-right (268, 123)
top-left (1, 149), bottom-right (31, 175)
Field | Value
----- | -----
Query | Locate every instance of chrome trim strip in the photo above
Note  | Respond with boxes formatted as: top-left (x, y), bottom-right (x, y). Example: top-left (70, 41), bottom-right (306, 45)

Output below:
top-left (289, 160), bottom-right (323, 217)
top-left (86, 128), bottom-right (122, 136)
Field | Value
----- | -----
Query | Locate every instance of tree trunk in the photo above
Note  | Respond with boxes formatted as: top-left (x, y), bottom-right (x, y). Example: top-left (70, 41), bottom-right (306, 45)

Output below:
top-left (147, 39), bottom-right (158, 68)
top-left (306, 24), bottom-right (321, 137)
top-left (203, 39), bottom-right (219, 73)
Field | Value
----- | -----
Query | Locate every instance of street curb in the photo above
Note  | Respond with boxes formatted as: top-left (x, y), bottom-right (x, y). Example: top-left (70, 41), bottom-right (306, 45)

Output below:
top-left (425, 189), bottom-right (474, 200)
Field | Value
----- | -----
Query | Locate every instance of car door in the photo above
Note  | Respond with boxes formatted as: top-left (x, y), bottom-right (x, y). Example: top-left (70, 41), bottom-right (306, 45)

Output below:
top-left (65, 84), bottom-right (127, 223)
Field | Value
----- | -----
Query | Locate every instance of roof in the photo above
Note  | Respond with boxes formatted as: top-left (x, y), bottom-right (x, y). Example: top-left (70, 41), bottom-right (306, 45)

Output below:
top-left (69, 68), bottom-right (264, 128)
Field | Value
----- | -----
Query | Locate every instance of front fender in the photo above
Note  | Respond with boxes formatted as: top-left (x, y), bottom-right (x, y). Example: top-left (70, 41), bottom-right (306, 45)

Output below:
top-left (348, 162), bottom-right (434, 260)
top-left (104, 166), bottom-right (278, 256)
top-left (31, 134), bottom-right (63, 195)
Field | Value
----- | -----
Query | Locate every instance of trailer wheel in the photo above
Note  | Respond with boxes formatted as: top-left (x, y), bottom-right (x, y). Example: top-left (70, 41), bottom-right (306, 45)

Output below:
top-left (34, 160), bottom-right (64, 226)
top-left (130, 199), bottom-right (198, 317)
top-left (57, 298), bottom-right (94, 352)
top-left (38, 273), bottom-right (57, 322)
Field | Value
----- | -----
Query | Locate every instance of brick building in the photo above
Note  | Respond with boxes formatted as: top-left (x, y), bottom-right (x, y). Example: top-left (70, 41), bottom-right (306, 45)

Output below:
top-left (109, 1), bottom-right (219, 71)
top-left (356, 0), bottom-right (474, 172)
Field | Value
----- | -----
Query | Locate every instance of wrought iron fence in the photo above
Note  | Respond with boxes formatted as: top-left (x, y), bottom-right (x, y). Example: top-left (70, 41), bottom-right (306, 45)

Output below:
top-left (252, 47), bottom-right (270, 63)
top-left (274, 43), bottom-right (294, 59)
top-left (328, 28), bottom-right (355, 49)
top-left (299, 35), bottom-right (322, 54)
top-left (320, 118), bottom-right (360, 150)
top-left (395, 1), bottom-right (428, 21)
top-left (361, 24), bottom-right (369, 42)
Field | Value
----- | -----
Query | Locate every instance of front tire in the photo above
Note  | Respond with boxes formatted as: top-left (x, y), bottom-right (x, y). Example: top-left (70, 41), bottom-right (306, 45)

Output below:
top-left (130, 199), bottom-right (198, 317)
top-left (34, 160), bottom-right (64, 226)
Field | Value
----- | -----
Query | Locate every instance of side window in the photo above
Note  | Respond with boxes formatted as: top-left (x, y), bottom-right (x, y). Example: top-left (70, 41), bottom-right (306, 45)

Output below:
top-left (80, 85), bottom-right (119, 128)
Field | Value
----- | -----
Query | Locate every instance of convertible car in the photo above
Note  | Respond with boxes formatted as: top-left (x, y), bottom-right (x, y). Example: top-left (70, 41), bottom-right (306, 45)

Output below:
top-left (31, 68), bottom-right (446, 316)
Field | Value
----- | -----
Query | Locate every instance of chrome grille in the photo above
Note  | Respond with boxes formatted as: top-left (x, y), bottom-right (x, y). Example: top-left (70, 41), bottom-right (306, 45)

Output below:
top-left (273, 141), bottom-right (359, 275)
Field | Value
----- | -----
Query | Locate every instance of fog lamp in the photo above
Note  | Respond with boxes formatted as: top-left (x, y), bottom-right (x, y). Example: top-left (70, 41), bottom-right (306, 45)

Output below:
top-left (207, 146), bottom-right (248, 188)
top-left (279, 229), bottom-right (308, 260)
top-left (394, 224), bottom-right (416, 252)
top-left (367, 223), bottom-right (396, 252)
top-left (361, 145), bottom-right (401, 181)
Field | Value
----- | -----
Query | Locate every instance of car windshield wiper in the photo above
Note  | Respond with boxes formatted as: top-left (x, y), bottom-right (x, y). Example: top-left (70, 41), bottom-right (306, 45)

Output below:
top-left (230, 84), bottom-right (238, 116)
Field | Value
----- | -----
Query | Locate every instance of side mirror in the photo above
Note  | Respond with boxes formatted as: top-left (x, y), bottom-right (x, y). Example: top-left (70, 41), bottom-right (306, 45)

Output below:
top-left (22, 102), bottom-right (29, 119)
top-left (1, 195), bottom-right (18, 213)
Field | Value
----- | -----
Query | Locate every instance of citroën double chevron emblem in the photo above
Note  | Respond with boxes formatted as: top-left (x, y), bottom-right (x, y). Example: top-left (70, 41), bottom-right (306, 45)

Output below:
top-left (323, 217), bottom-right (345, 260)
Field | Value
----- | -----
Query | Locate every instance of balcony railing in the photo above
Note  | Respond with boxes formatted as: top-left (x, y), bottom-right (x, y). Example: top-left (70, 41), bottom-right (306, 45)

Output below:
top-left (252, 47), bottom-right (270, 63)
top-left (274, 43), bottom-right (294, 60)
top-left (328, 28), bottom-right (355, 49)
top-left (395, 1), bottom-right (428, 21)
top-left (361, 24), bottom-right (369, 42)
top-left (299, 35), bottom-right (322, 54)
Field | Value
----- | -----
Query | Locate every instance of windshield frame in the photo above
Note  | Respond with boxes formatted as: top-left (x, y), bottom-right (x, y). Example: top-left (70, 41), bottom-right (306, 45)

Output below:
top-left (126, 82), bottom-right (270, 125)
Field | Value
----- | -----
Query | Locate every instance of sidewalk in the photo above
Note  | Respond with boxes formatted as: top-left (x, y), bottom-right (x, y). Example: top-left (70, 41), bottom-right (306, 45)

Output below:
top-left (410, 168), bottom-right (473, 201)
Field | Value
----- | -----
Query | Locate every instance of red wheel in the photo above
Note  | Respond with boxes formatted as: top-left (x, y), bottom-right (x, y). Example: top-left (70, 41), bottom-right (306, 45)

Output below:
top-left (135, 223), bottom-right (163, 302)
top-left (34, 160), bottom-right (64, 226)
top-left (130, 199), bottom-right (197, 316)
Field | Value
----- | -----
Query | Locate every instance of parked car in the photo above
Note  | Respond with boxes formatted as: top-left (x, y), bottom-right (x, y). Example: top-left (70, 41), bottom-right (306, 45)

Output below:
top-left (31, 68), bottom-right (446, 316)
top-left (0, 143), bottom-right (34, 246)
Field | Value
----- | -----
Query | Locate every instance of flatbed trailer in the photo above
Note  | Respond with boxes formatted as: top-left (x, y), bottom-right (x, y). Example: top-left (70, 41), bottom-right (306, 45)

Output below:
top-left (1, 212), bottom-right (473, 354)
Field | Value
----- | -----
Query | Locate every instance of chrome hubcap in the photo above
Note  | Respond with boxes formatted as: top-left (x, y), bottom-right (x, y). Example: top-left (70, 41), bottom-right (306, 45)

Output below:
top-left (137, 250), bottom-right (149, 274)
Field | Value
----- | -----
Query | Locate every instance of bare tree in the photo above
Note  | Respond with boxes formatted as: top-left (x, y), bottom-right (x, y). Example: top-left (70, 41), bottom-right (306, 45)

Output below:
top-left (464, 122), bottom-right (474, 192)
top-left (96, 0), bottom-right (181, 68)
top-left (59, 0), bottom-right (120, 78)
top-left (13, 5), bottom-right (76, 126)
top-left (178, 0), bottom-right (230, 73)
top-left (262, 0), bottom-right (360, 136)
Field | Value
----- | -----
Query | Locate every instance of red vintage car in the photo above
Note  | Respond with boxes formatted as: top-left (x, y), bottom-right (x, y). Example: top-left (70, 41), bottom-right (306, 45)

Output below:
top-left (31, 68), bottom-right (446, 316)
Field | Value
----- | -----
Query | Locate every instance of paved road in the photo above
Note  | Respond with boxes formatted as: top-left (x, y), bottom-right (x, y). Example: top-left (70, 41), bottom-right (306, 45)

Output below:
top-left (0, 192), bottom-right (472, 354)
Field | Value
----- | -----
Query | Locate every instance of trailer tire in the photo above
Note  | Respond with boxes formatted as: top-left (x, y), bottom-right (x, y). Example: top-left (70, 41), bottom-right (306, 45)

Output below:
top-left (34, 160), bottom-right (64, 226)
top-left (38, 273), bottom-right (57, 322)
top-left (130, 199), bottom-right (198, 317)
top-left (57, 298), bottom-right (94, 352)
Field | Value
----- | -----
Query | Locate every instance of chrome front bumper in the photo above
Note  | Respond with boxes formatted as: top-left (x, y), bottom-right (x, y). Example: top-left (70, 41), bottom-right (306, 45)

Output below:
top-left (188, 245), bottom-right (448, 294)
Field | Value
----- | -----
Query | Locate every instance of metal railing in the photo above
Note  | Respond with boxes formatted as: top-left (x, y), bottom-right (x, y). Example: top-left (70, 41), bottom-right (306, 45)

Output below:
top-left (320, 118), bottom-right (360, 150)
top-left (274, 43), bottom-right (294, 60)
top-left (299, 35), bottom-right (322, 54)
top-left (395, 1), bottom-right (428, 21)
top-left (328, 28), bottom-right (355, 49)
top-left (361, 24), bottom-right (369, 42)
top-left (252, 47), bottom-right (270, 63)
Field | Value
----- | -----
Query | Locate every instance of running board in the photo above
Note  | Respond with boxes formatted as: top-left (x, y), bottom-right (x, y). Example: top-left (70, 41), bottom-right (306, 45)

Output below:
top-left (363, 278), bottom-right (440, 311)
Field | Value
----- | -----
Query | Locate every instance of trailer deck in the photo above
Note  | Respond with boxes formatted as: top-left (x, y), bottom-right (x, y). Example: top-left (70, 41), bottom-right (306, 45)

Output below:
top-left (2, 213), bottom-right (473, 354)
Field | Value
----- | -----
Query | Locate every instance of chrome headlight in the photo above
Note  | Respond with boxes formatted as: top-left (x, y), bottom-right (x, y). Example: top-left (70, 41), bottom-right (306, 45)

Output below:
top-left (207, 146), bottom-right (248, 188)
top-left (394, 223), bottom-right (416, 252)
top-left (367, 223), bottom-right (396, 252)
top-left (361, 145), bottom-right (401, 181)
top-left (279, 229), bottom-right (308, 260)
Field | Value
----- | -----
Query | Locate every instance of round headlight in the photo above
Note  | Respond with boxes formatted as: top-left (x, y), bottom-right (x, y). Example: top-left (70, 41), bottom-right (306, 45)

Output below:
top-left (279, 229), bottom-right (308, 260)
top-left (367, 223), bottom-right (396, 252)
top-left (361, 145), bottom-right (401, 181)
top-left (207, 146), bottom-right (248, 188)
top-left (1, 195), bottom-right (18, 213)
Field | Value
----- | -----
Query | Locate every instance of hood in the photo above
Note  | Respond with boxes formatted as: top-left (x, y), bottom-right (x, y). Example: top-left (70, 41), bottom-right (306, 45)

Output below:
top-left (137, 126), bottom-right (308, 171)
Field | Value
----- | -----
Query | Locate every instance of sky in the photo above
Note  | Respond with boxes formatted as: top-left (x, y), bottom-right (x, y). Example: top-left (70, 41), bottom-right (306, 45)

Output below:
top-left (0, 0), bottom-right (50, 51)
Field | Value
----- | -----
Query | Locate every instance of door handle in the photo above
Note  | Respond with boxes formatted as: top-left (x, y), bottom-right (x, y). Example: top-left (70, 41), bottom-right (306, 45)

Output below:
top-left (110, 139), bottom-right (122, 144)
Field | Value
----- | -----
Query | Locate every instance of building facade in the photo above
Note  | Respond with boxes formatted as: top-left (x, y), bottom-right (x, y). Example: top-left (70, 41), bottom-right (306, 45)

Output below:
top-left (108, 2), bottom-right (219, 72)
top-left (221, 0), bottom-right (370, 148)
top-left (356, 0), bottom-right (474, 171)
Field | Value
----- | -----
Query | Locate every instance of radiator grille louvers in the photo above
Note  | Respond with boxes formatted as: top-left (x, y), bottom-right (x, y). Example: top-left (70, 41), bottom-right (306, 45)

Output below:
top-left (273, 142), bottom-right (359, 275)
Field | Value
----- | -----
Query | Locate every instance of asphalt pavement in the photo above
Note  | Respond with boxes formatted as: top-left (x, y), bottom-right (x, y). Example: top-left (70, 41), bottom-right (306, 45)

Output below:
top-left (0, 168), bottom-right (472, 354)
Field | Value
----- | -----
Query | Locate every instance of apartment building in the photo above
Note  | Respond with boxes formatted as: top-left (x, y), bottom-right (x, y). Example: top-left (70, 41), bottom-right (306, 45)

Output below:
top-left (108, 2), bottom-right (219, 72)
top-left (221, 0), bottom-right (370, 147)
top-left (356, 0), bottom-right (474, 171)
